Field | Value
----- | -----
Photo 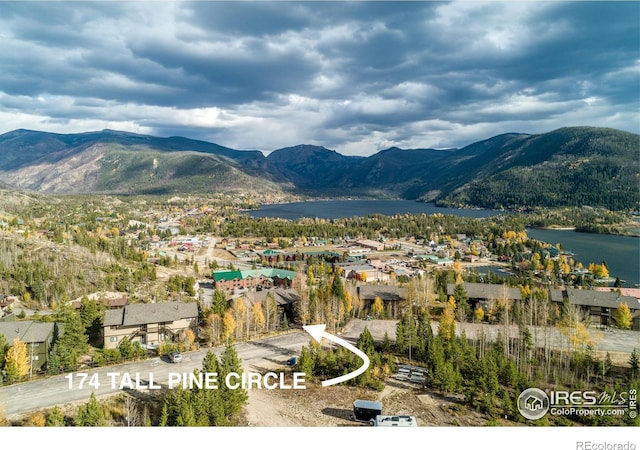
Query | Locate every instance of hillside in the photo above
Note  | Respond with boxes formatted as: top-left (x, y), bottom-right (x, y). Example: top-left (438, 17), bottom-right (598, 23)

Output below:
top-left (0, 126), bottom-right (637, 210)
top-left (439, 127), bottom-right (640, 210)
top-left (0, 129), bottom-right (284, 195)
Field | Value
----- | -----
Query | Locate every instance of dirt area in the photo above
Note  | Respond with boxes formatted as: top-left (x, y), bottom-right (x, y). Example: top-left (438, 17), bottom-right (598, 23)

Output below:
top-left (241, 375), bottom-right (494, 427)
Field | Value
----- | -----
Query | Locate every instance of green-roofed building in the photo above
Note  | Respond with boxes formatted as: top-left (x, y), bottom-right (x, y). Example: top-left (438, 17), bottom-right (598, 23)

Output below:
top-left (213, 270), bottom-right (243, 282)
top-left (212, 268), bottom-right (299, 292)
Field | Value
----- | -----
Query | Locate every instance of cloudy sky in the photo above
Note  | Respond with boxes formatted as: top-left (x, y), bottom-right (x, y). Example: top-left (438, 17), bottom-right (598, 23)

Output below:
top-left (1, 1), bottom-right (638, 156)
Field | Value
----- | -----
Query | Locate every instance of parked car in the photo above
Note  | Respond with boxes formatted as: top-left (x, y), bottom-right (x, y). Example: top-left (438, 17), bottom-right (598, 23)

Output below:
top-left (169, 351), bottom-right (182, 363)
top-left (286, 356), bottom-right (297, 366)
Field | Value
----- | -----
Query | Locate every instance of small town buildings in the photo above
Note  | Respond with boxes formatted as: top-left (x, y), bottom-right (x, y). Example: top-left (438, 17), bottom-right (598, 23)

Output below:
top-left (71, 294), bottom-right (128, 310)
top-left (0, 320), bottom-right (56, 372)
top-left (0, 295), bottom-right (17, 318)
top-left (415, 254), bottom-right (454, 266)
top-left (355, 239), bottom-right (386, 252)
top-left (103, 301), bottom-right (199, 349)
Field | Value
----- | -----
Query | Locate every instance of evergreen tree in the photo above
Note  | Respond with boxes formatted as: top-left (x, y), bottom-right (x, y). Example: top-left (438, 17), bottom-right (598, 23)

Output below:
top-left (159, 402), bottom-right (169, 427)
top-left (357, 327), bottom-right (375, 358)
top-left (80, 296), bottom-right (104, 344)
top-left (175, 390), bottom-right (196, 426)
top-left (0, 334), bottom-right (8, 373)
top-left (453, 283), bottom-right (470, 321)
top-left (395, 311), bottom-right (417, 358)
top-left (211, 289), bottom-right (228, 317)
top-left (49, 311), bottom-right (89, 373)
top-left (46, 406), bottom-right (66, 426)
top-left (330, 274), bottom-right (345, 300)
top-left (381, 332), bottom-right (392, 354)
top-left (629, 348), bottom-right (639, 381)
top-left (75, 392), bottom-right (106, 426)
top-left (298, 346), bottom-right (314, 379)
top-left (119, 336), bottom-right (134, 360)
top-left (416, 307), bottom-right (434, 362)
top-left (219, 344), bottom-right (248, 419)
top-left (46, 344), bottom-right (63, 375)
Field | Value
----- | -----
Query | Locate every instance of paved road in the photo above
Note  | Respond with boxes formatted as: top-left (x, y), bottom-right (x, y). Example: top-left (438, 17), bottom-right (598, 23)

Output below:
top-left (0, 329), bottom-right (314, 419)
top-left (1, 319), bottom-right (637, 419)
top-left (344, 319), bottom-right (640, 354)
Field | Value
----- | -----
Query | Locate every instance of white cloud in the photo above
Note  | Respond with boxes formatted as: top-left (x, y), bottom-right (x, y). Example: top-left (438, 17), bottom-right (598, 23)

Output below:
top-left (0, 1), bottom-right (637, 155)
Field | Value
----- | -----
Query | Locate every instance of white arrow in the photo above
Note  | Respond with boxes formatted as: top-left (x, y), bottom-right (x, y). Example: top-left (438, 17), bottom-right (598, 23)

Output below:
top-left (303, 324), bottom-right (370, 387)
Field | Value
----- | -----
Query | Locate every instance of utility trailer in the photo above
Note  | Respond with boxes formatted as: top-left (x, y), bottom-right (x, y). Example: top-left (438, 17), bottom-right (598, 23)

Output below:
top-left (351, 399), bottom-right (383, 425)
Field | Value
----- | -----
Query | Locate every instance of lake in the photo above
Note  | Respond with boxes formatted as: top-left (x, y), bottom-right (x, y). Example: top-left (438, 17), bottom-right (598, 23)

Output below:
top-left (247, 199), bottom-right (503, 220)
top-left (526, 228), bottom-right (639, 288)
top-left (247, 199), bottom-right (640, 287)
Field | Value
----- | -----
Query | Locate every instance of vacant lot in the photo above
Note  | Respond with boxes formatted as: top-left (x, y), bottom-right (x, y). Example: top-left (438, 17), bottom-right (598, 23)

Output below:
top-left (242, 375), bottom-right (494, 427)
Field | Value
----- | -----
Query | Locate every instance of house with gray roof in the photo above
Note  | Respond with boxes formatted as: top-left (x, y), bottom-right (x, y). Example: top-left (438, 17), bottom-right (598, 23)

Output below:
top-left (550, 288), bottom-right (640, 330)
top-left (446, 282), bottom-right (523, 321)
top-left (103, 301), bottom-right (199, 350)
top-left (446, 282), bottom-right (523, 303)
top-left (243, 288), bottom-right (302, 326)
top-left (0, 321), bottom-right (56, 372)
top-left (357, 285), bottom-right (409, 317)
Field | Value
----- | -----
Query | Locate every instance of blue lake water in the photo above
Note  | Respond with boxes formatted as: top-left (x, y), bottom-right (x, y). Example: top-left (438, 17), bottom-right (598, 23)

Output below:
top-left (247, 199), bottom-right (503, 220)
top-left (526, 228), bottom-right (639, 287)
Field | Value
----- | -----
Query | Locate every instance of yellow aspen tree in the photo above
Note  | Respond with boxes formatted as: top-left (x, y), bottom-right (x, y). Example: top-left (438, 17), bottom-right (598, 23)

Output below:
top-left (232, 298), bottom-right (246, 340)
top-left (0, 407), bottom-right (7, 426)
top-left (344, 291), bottom-right (353, 318)
top-left (26, 411), bottom-right (46, 427)
top-left (222, 311), bottom-right (236, 343)
top-left (570, 322), bottom-right (593, 352)
top-left (5, 338), bottom-right (30, 382)
top-left (251, 302), bottom-right (266, 336)
top-left (183, 328), bottom-right (197, 351)
top-left (474, 305), bottom-right (485, 323)
top-left (614, 303), bottom-right (632, 330)
top-left (531, 252), bottom-right (542, 270)
top-left (307, 266), bottom-right (315, 286)
top-left (371, 296), bottom-right (384, 319)
top-left (439, 296), bottom-right (456, 341)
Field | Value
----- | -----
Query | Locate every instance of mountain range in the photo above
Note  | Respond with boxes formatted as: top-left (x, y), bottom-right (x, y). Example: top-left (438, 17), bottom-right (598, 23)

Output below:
top-left (0, 126), bottom-right (637, 210)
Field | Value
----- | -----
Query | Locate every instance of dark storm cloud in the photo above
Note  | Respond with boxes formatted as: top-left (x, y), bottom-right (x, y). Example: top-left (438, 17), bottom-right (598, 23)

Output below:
top-left (0, 1), bottom-right (637, 155)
